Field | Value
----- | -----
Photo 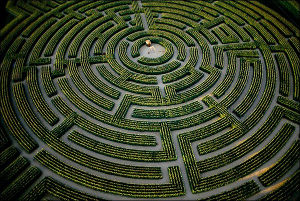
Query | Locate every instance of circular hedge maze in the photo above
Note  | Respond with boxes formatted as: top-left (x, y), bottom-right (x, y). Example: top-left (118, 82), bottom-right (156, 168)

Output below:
top-left (0, 1), bottom-right (299, 200)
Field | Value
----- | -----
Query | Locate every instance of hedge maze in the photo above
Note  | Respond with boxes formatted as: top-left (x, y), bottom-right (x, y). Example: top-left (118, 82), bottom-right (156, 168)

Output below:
top-left (0, 0), bottom-right (299, 200)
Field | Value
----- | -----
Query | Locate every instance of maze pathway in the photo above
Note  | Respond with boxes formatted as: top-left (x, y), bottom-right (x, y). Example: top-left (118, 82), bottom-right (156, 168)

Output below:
top-left (0, 0), bottom-right (299, 200)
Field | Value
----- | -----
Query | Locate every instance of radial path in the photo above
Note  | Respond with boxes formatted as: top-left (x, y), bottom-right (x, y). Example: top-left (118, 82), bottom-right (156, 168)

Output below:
top-left (0, 1), bottom-right (299, 200)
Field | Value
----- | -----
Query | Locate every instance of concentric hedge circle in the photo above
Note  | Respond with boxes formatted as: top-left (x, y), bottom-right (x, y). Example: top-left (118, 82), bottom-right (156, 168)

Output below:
top-left (0, 1), bottom-right (299, 200)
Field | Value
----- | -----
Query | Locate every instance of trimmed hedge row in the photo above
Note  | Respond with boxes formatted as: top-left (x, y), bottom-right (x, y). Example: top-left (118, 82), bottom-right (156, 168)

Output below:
top-left (258, 140), bottom-right (300, 186)
top-left (132, 101), bottom-right (203, 119)
top-left (35, 150), bottom-right (184, 197)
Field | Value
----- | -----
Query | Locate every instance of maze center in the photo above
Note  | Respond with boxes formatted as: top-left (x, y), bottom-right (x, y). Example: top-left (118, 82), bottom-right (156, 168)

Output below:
top-left (0, 0), bottom-right (299, 200)
top-left (139, 43), bottom-right (166, 58)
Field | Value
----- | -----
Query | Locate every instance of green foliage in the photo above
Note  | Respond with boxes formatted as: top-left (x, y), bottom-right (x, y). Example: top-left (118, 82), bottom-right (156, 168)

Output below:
top-left (0, 0), bottom-right (299, 200)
